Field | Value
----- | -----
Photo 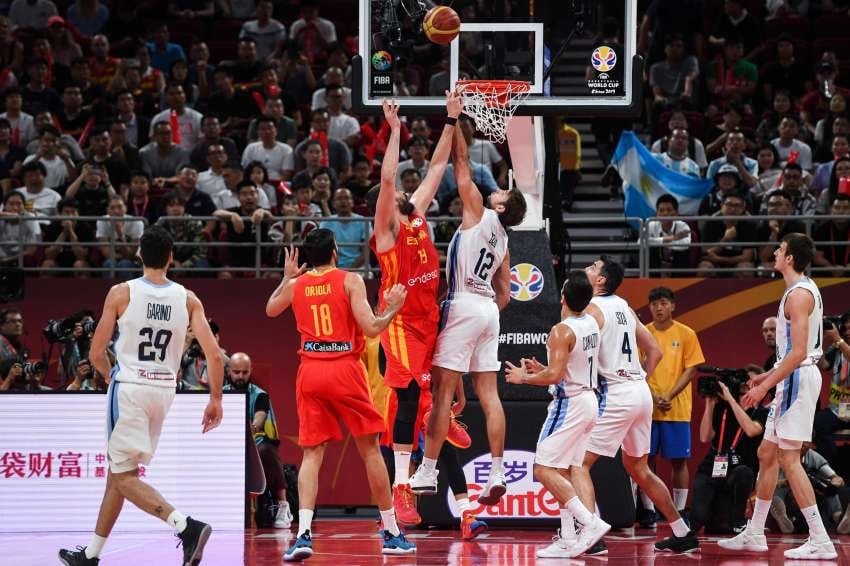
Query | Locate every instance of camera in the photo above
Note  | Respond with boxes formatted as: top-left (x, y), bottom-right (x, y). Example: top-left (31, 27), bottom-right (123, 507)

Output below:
top-left (697, 365), bottom-right (749, 398)
top-left (22, 361), bottom-right (46, 376)
top-left (823, 315), bottom-right (842, 332)
top-left (43, 311), bottom-right (96, 343)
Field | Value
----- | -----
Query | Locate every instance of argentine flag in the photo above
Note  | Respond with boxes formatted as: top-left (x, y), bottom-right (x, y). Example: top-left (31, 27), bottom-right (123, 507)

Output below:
top-left (611, 131), bottom-right (712, 222)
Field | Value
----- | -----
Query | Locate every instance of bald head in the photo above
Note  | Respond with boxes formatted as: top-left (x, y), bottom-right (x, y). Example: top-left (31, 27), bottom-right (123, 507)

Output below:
top-left (230, 352), bottom-right (252, 386)
top-left (762, 317), bottom-right (777, 348)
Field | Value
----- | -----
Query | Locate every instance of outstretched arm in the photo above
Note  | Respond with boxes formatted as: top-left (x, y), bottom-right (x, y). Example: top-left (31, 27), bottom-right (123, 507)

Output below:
top-left (346, 272), bottom-right (407, 337)
top-left (452, 125), bottom-right (484, 228)
top-left (493, 248), bottom-right (511, 311)
top-left (411, 91), bottom-right (462, 215)
top-left (375, 99), bottom-right (401, 251)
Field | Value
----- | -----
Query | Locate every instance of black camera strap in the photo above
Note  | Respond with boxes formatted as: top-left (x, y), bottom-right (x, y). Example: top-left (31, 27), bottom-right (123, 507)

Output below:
top-left (717, 408), bottom-right (744, 455)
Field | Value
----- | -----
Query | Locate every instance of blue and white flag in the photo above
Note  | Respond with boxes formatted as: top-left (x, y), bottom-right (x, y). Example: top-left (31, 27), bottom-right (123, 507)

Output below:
top-left (611, 131), bottom-right (712, 221)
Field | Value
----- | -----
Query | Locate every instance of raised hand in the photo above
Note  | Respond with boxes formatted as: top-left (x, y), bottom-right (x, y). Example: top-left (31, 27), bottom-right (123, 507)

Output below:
top-left (283, 244), bottom-right (307, 279)
top-left (382, 98), bottom-right (401, 130)
top-left (504, 361), bottom-right (526, 384)
top-left (446, 89), bottom-right (463, 119)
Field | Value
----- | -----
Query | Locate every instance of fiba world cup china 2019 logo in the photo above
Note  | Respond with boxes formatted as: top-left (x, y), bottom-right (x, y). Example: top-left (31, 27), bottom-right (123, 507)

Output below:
top-left (510, 263), bottom-right (544, 302)
top-left (371, 51), bottom-right (393, 71)
top-left (591, 46), bottom-right (617, 73)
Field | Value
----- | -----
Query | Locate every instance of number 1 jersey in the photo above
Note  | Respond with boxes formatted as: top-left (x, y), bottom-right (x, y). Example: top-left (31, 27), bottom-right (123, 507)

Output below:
top-left (445, 208), bottom-right (507, 300)
top-left (114, 278), bottom-right (189, 388)
top-left (292, 268), bottom-right (364, 360)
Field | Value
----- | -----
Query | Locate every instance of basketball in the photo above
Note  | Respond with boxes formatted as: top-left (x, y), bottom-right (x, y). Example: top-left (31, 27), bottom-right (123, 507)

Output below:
top-left (422, 5), bottom-right (461, 45)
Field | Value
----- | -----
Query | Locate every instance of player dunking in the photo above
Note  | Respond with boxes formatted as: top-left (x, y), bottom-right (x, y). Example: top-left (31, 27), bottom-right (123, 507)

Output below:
top-left (59, 226), bottom-right (224, 566)
top-left (366, 95), bottom-right (477, 529)
top-left (410, 122), bottom-right (527, 502)
top-left (265, 229), bottom-right (415, 561)
top-left (569, 256), bottom-right (699, 555)
top-left (719, 234), bottom-right (837, 560)
top-left (504, 270), bottom-right (611, 558)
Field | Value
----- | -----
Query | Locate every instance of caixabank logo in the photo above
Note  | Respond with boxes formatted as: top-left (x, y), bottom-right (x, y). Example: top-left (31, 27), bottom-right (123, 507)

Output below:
top-left (446, 450), bottom-right (559, 519)
top-left (509, 263), bottom-right (544, 301)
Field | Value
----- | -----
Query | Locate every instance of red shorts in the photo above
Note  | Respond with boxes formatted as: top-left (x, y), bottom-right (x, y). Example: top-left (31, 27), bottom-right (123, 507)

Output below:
top-left (380, 313), bottom-right (438, 389)
top-left (380, 379), bottom-right (433, 449)
top-left (296, 356), bottom-right (385, 447)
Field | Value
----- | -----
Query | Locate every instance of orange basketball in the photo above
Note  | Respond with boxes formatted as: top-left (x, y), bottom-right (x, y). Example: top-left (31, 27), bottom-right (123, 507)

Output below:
top-left (422, 5), bottom-right (461, 45)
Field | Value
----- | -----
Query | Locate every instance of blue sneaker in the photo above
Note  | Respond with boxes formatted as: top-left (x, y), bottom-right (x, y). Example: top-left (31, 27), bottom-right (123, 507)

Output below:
top-left (284, 530), bottom-right (313, 562)
top-left (382, 531), bottom-right (416, 555)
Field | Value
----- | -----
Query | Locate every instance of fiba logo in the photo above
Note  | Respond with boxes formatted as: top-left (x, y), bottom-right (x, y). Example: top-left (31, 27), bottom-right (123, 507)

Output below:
top-left (509, 263), bottom-right (544, 302)
top-left (591, 46), bottom-right (617, 73)
top-left (371, 51), bottom-right (392, 71)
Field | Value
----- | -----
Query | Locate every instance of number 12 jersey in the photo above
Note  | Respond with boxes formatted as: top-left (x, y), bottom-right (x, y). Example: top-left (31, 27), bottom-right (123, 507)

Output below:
top-left (445, 208), bottom-right (507, 300)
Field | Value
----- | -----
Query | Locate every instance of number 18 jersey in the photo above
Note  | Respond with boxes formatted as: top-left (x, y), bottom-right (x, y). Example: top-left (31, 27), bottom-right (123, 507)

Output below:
top-left (114, 278), bottom-right (189, 388)
top-left (445, 208), bottom-right (507, 300)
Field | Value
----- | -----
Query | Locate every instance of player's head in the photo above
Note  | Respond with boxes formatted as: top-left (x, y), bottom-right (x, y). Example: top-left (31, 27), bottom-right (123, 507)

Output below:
top-left (561, 270), bottom-right (593, 314)
top-left (365, 185), bottom-right (415, 217)
top-left (585, 255), bottom-right (624, 296)
top-left (648, 286), bottom-right (675, 325)
top-left (487, 189), bottom-right (527, 228)
top-left (774, 232), bottom-right (814, 274)
top-left (139, 225), bottom-right (174, 270)
top-left (303, 228), bottom-right (337, 267)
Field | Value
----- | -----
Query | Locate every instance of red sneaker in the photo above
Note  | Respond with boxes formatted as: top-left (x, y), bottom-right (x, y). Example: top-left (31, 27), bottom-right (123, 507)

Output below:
top-left (422, 410), bottom-right (472, 449)
top-left (393, 484), bottom-right (421, 526)
top-left (461, 511), bottom-right (488, 540)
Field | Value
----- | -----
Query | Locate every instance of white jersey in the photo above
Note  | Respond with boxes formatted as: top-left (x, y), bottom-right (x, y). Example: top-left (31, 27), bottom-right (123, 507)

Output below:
top-left (591, 294), bottom-right (646, 385)
top-left (113, 278), bottom-right (189, 388)
top-left (445, 208), bottom-right (508, 300)
top-left (550, 314), bottom-right (600, 398)
top-left (776, 276), bottom-right (823, 367)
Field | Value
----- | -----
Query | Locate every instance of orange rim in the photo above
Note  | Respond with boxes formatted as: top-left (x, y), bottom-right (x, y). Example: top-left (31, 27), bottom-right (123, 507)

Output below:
top-left (455, 79), bottom-right (531, 107)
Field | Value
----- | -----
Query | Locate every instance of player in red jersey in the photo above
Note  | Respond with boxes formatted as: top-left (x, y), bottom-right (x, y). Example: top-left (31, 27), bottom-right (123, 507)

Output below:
top-left (265, 229), bottom-right (414, 561)
top-left (364, 95), bottom-right (482, 538)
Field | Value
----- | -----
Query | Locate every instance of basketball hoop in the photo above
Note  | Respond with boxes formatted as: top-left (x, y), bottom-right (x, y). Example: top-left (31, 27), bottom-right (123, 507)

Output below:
top-left (455, 80), bottom-right (531, 144)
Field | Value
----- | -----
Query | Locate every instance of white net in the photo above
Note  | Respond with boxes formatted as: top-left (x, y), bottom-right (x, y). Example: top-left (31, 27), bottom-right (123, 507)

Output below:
top-left (456, 80), bottom-right (531, 144)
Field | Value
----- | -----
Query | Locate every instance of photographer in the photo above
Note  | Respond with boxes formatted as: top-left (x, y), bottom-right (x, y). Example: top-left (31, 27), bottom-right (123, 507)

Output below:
top-left (690, 368), bottom-right (767, 534)
top-left (0, 308), bottom-right (29, 362)
top-left (0, 357), bottom-right (50, 391)
top-left (57, 310), bottom-right (96, 388)
top-left (64, 358), bottom-right (106, 391)
top-left (815, 312), bottom-right (850, 465)
top-left (180, 319), bottom-right (229, 390)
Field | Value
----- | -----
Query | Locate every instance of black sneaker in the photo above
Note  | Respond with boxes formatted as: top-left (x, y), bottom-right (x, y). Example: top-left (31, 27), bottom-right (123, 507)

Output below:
top-left (58, 546), bottom-right (99, 565)
top-left (637, 508), bottom-right (658, 529)
top-left (654, 530), bottom-right (700, 554)
top-left (176, 516), bottom-right (212, 565)
top-left (585, 538), bottom-right (608, 556)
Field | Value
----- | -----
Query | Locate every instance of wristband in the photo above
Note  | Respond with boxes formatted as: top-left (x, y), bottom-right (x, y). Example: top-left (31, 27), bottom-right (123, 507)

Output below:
top-left (445, 116), bottom-right (458, 126)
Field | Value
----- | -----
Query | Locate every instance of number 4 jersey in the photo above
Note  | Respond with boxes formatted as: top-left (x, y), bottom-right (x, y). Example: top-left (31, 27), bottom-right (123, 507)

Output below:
top-left (445, 208), bottom-right (507, 300)
top-left (590, 294), bottom-right (646, 385)
top-left (114, 278), bottom-right (189, 388)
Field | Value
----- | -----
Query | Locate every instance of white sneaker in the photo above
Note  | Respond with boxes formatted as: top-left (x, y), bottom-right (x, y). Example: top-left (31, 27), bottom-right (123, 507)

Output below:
top-left (784, 537), bottom-right (837, 560)
top-left (409, 466), bottom-right (438, 495)
top-left (716, 524), bottom-right (768, 552)
top-left (477, 469), bottom-right (506, 505)
top-left (569, 515), bottom-right (611, 558)
top-left (274, 501), bottom-right (293, 529)
top-left (536, 530), bottom-right (577, 558)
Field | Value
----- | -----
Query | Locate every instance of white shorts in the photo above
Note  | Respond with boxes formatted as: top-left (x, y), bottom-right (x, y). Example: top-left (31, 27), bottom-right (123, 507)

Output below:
top-left (586, 379), bottom-right (653, 458)
top-left (535, 390), bottom-right (598, 469)
top-left (764, 364), bottom-right (820, 449)
top-left (432, 294), bottom-right (500, 373)
top-left (107, 380), bottom-right (176, 473)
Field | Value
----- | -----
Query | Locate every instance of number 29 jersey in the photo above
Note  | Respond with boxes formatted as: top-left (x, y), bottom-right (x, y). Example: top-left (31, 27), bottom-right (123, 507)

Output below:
top-left (445, 208), bottom-right (507, 300)
top-left (114, 278), bottom-right (189, 388)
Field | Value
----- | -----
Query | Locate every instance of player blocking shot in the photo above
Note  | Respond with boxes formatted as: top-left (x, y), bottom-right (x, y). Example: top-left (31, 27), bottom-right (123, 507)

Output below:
top-left (569, 256), bottom-right (700, 556)
top-left (59, 226), bottom-right (224, 566)
top-left (504, 270), bottom-right (611, 558)
top-left (265, 230), bottom-right (415, 561)
top-left (409, 121), bottom-right (527, 503)
top-left (718, 234), bottom-right (837, 560)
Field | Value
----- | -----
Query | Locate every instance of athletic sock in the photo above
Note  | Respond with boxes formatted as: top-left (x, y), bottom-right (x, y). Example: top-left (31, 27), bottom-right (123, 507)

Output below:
top-left (491, 457), bottom-right (503, 474)
top-left (394, 451), bottom-right (412, 485)
top-left (297, 509), bottom-right (314, 537)
top-left (84, 535), bottom-right (106, 559)
top-left (566, 496), bottom-right (595, 526)
top-left (166, 510), bottom-right (188, 534)
top-left (639, 491), bottom-right (655, 512)
top-left (670, 518), bottom-right (690, 538)
top-left (749, 498), bottom-right (771, 536)
top-left (673, 488), bottom-right (688, 511)
top-left (457, 497), bottom-right (471, 515)
top-left (560, 508), bottom-right (577, 541)
top-left (420, 457), bottom-right (437, 475)
top-left (380, 508), bottom-right (401, 537)
top-left (630, 479), bottom-right (638, 506)
top-left (801, 504), bottom-right (829, 540)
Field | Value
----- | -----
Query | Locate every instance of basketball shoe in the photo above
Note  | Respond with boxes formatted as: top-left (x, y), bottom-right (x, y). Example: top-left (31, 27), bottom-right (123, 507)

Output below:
top-left (284, 530), bottom-right (314, 561)
top-left (716, 523), bottom-right (768, 552)
top-left (477, 469), bottom-right (506, 505)
top-left (58, 547), bottom-right (98, 565)
top-left (536, 529), bottom-right (576, 558)
top-left (784, 537), bottom-right (837, 559)
top-left (423, 409), bottom-right (472, 449)
top-left (461, 511), bottom-right (488, 540)
top-left (176, 517), bottom-right (212, 565)
top-left (393, 484), bottom-right (421, 526)
top-left (275, 501), bottom-right (293, 529)
top-left (382, 530), bottom-right (416, 554)
top-left (410, 465), bottom-right (439, 494)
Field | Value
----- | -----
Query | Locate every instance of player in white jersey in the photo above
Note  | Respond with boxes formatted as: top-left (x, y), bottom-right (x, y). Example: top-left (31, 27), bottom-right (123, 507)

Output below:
top-left (504, 270), bottom-right (610, 558)
top-left (59, 226), bottom-right (224, 566)
top-left (569, 256), bottom-right (700, 555)
top-left (719, 233), bottom-right (837, 560)
top-left (410, 124), bottom-right (527, 501)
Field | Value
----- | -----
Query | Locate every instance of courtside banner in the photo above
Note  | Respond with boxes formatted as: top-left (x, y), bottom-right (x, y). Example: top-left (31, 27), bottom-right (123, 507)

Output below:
top-left (0, 393), bottom-right (245, 532)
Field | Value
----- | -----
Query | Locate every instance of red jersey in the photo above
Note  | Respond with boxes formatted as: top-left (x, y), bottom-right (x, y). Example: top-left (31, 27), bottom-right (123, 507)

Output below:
top-left (291, 268), bottom-right (364, 360)
top-left (89, 56), bottom-right (120, 88)
top-left (370, 213), bottom-right (440, 319)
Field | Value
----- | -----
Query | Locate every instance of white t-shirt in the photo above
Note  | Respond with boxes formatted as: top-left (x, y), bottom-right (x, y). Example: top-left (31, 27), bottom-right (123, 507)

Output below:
top-left (396, 159), bottom-right (430, 187)
top-left (212, 189), bottom-right (270, 210)
top-left (0, 112), bottom-right (37, 146)
top-left (646, 219), bottom-right (692, 252)
top-left (770, 138), bottom-right (813, 171)
top-left (96, 215), bottom-right (145, 240)
top-left (241, 141), bottom-right (294, 179)
top-left (22, 154), bottom-right (71, 189)
top-left (15, 186), bottom-right (62, 219)
top-left (0, 214), bottom-right (42, 258)
top-left (311, 86), bottom-right (352, 111)
top-left (197, 169), bottom-right (226, 196)
top-left (469, 138), bottom-right (503, 169)
top-left (239, 19), bottom-right (287, 60)
top-left (150, 108), bottom-right (204, 152)
top-left (328, 113), bottom-right (360, 143)
top-left (289, 17), bottom-right (337, 44)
